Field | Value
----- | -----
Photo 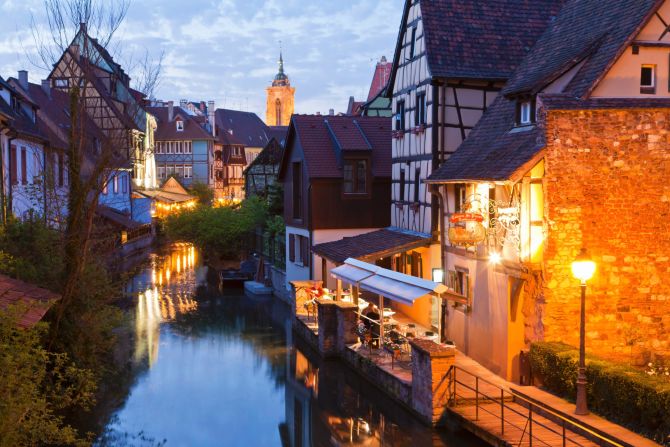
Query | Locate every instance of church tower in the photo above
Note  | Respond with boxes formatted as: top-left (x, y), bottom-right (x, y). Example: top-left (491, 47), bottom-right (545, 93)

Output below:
top-left (265, 51), bottom-right (295, 126)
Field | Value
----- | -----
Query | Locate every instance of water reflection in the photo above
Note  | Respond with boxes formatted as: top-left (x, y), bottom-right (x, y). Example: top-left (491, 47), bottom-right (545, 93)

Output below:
top-left (98, 244), bottom-right (484, 447)
top-left (134, 244), bottom-right (199, 367)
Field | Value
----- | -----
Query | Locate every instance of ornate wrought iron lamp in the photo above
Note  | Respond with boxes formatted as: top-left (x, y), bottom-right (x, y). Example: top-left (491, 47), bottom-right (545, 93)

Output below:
top-left (571, 248), bottom-right (596, 415)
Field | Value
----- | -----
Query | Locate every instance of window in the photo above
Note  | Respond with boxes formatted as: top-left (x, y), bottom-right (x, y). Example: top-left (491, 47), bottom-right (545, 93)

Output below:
top-left (399, 168), bottom-right (406, 202)
top-left (275, 98), bottom-right (282, 126)
top-left (21, 148), bottom-right (27, 185)
top-left (184, 166), bottom-right (192, 178)
top-left (10, 145), bottom-right (17, 185)
top-left (413, 168), bottom-right (420, 203)
top-left (113, 174), bottom-right (118, 193)
top-left (641, 64), bottom-right (656, 94)
top-left (415, 92), bottom-right (426, 126)
top-left (292, 162), bottom-right (302, 219)
top-left (122, 174), bottom-right (128, 193)
top-left (409, 26), bottom-right (417, 59)
top-left (447, 268), bottom-right (470, 305)
top-left (290, 235), bottom-right (310, 266)
top-left (185, 141), bottom-right (192, 154)
top-left (395, 100), bottom-right (405, 131)
top-left (176, 120), bottom-right (184, 132)
top-left (343, 159), bottom-right (367, 194)
top-left (102, 181), bottom-right (108, 195)
top-left (519, 101), bottom-right (532, 125)
top-left (54, 79), bottom-right (68, 88)
top-left (175, 165), bottom-right (185, 178)
top-left (157, 165), bottom-right (165, 179)
top-left (454, 183), bottom-right (466, 212)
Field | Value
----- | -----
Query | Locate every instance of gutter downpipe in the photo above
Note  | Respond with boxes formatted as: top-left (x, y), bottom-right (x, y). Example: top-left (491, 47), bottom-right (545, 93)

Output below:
top-left (0, 128), bottom-right (8, 225)
top-left (4, 132), bottom-right (16, 224)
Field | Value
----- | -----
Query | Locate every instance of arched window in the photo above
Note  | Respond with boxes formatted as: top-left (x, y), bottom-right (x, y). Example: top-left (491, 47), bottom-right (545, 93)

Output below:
top-left (275, 98), bottom-right (282, 126)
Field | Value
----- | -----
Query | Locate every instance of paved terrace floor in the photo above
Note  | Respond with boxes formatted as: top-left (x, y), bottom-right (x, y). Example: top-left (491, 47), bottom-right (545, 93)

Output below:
top-left (294, 312), bottom-right (661, 447)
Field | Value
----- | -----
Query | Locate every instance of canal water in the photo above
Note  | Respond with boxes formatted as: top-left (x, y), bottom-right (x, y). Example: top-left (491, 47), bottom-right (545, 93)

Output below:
top-left (97, 244), bottom-right (486, 447)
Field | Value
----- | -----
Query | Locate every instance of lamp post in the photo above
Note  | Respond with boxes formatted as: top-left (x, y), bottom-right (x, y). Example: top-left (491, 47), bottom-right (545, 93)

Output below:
top-left (571, 248), bottom-right (596, 416)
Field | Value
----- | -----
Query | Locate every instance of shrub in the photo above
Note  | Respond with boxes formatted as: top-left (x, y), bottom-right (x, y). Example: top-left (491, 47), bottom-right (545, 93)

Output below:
top-left (529, 342), bottom-right (670, 444)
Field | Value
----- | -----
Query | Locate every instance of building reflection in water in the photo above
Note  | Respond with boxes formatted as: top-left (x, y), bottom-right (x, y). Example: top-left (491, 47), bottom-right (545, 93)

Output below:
top-left (283, 344), bottom-right (430, 447)
top-left (134, 243), bottom-right (200, 367)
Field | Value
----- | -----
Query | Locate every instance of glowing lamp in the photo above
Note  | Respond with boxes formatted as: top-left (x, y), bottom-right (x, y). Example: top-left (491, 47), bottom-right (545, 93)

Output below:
top-left (489, 252), bottom-right (502, 265)
top-left (571, 248), bottom-right (596, 284)
top-left (432, 268), bottom-right (444, 283)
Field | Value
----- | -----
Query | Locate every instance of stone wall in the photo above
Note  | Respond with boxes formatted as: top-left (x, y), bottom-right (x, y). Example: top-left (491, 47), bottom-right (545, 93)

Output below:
top-left (542, 107), bottom-right (670, 364)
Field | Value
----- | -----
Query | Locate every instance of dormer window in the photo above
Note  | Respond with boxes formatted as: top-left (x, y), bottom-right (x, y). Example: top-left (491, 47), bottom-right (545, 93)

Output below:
top-left (176, 120), bottom-right (184, 132)
top-left (640, 64), bottom-right (656, 94)
top-left (516, 98), bottom-right (535, 126)
top-left (343, 159), bottom-right (368, 195)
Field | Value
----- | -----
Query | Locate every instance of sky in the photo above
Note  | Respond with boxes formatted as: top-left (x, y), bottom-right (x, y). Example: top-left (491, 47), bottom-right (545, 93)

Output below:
top-left (0, 0), bottom-right (403, 119)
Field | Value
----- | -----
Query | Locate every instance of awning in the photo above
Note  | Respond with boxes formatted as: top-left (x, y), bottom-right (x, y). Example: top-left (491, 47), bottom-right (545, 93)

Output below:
top-left (331, 258), bottom-right (377, 284)
top-left (337, 258), bottom-right (447, 306)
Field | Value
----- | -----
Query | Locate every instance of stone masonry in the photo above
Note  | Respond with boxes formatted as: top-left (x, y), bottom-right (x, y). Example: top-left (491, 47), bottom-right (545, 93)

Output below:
top-left (410, 339), bottom-right (455, 425)
top-left (540, 107), bottom-right (670, 365)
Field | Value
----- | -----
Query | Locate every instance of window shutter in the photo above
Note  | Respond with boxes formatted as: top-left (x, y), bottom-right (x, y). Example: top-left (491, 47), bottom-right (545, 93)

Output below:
top-left (302, 236), bottom-right (310, 267)
top-left (289, 234), bottom-right (295, 262)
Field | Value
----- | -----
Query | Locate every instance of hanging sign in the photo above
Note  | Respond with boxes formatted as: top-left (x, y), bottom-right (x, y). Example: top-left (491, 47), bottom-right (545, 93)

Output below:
top-left (448, 212), bottom-right (487, 247)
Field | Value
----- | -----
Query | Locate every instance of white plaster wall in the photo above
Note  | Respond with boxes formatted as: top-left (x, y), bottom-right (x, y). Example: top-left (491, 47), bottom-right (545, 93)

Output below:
top-left (285, 225), bottom-right (310, 291)
top-left (593, 1), bottom-right (670, 97)
top-left (10, 138), bottom-right (46, 219)
top-left (445, 254), bottom-right (513, 379)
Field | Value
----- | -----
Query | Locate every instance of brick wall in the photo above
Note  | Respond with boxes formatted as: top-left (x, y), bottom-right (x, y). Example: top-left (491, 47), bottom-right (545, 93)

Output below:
top-left (540, 107), bottom-right (670, 364)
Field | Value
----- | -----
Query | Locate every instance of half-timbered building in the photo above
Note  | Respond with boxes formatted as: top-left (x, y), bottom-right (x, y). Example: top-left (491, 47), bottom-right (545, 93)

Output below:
top-left (243, 137), bottom-right (283, 198)
top-left (312, 0), bottom-right (564, 337)
top-left (428, 0), bottom-right (670, 380)
top-left (278, 115), bottom-right (391, 290)
top-left (47, 23), bottom-right (155, 215)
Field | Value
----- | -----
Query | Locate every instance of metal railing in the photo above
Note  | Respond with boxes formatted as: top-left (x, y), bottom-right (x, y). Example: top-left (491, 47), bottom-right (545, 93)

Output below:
top-left (446, 365), bottom-right (624, 447)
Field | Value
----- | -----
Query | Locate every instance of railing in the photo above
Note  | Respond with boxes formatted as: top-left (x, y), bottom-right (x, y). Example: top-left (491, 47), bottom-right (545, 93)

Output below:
top-left (446, 366), bottom-right (624, 447)
top-left (249, 227), bottom-right (285, 270)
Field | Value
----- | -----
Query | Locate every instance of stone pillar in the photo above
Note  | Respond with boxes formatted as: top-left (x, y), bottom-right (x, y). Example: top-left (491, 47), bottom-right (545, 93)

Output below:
top-left (335, 301), bottom-right (359, 352)
top-left (410, 339), bottom-right (455, 426)
top-left (290, 280), bottom-right (322, 315)
top-left (316, 299), bottom-right (339, 357)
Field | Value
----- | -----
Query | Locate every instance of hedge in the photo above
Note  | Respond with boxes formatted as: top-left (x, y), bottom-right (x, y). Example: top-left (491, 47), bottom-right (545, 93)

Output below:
top-left (529, 342), bottom-right (670, 445)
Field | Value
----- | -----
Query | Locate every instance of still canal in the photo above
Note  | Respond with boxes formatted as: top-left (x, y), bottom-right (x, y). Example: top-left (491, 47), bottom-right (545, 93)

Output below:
top-left (97, 244), bottom-right (485, 446)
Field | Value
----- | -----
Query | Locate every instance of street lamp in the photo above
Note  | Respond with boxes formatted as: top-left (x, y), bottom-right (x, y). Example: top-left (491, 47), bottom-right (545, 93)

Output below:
top-left (571, 248), bottom-right (596, 416)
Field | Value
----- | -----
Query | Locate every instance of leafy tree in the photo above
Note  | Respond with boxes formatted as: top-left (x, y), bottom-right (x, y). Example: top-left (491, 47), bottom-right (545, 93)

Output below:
top-left (188, 182), bottom-right (215, 205)
top-left (0, 310), bottom-right (95, 446)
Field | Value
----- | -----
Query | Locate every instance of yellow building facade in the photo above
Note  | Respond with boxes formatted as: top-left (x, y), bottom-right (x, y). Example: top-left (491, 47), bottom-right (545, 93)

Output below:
top-left (265, 53), bottom-right (295, 126)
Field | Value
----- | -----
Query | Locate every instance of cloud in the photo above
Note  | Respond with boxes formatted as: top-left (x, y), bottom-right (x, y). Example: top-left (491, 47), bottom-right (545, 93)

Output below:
top-left (0, 0), bottom-right (404, 118)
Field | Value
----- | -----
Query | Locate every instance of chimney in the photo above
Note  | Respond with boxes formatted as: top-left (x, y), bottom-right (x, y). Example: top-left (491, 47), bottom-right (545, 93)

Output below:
top-left (200, 101), bottom-right (206, 112)
top-left (329, 109), bottom-right (334, 116)
top-left (168, 101), bottom-right (174, 121)
top-left (80, 22), bottom-right (87, 34)
top-left (179, 99), bottom-right (187, 109)
top-left (41, 80), bottom-right (51, 98)
top-left (207, 100), bottom-right (216, 137)
top-left (18, 70), bottom-right (28, 90)
top-left (316, 111), bottom-right (321, 116)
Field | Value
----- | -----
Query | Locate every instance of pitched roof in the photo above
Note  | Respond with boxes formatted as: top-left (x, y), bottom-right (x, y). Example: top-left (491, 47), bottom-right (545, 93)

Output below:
top-left (214, 109), bottom-right (273, 148)
top-left (267, 126), bottom-right (288, 146)
top-left (281, 115), bottom-right (391, 179)
top-left (243, 138), bottom-right (283, 174)
top-left (502, 0), bottom-right (661, 97)
top-left (20, 82), bottom-right (74, 150)
top-left (147, 106), bottom-right (214, 141)
top-left (427, 97), bottom-right (544, 182)
top-left (312, 228), bottom-right (431, 264)
top-left (0, 274), bottom-right (60, 328)
top-left (96, 205), bottom-right (143, 230)
top-left (390, 0), bottom-right (566, 86)
top-left (428, 0), bottom-right (666, 184)
top-left (367, 57), bottom-right (391, 101)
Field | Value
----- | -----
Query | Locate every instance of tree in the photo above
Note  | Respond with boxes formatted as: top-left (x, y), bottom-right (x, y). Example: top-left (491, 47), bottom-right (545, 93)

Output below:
top-left (189, 181), bottom-right (215, 205)
top-left (0, 310), bottom-right (95, 446)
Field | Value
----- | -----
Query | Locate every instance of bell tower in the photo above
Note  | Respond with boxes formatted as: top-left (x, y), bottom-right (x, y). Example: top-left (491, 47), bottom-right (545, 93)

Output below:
top-left (266, 50), bottom-right (295, 126)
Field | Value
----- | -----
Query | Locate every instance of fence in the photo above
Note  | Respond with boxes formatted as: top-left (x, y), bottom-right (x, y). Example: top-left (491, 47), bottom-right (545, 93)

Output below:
top-left (446, 365), bottom-right (623, 447)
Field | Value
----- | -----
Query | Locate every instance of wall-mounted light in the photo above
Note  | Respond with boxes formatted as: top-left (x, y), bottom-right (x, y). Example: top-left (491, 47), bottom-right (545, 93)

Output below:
top-left (432, 268), bottom-right (444, 283)
top-left (489, 252), bottom-right (502, 265)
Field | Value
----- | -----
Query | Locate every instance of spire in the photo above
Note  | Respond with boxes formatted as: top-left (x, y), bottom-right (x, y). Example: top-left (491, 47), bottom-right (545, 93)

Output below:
top-left (273, 42), bottom-right (289, 86)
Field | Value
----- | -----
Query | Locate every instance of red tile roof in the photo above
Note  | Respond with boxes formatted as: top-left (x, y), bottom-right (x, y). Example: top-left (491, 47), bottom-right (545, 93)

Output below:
top-left (284, 115), bottom-right (391, 179)
top-left (367, 58), bottom-right (391, 101)
top-left (147, 106), bottom-right (214, 141)
top-left (312, 228), bottom-right (431, 264)
top-left (0, 274), bottom-right (60, 328)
